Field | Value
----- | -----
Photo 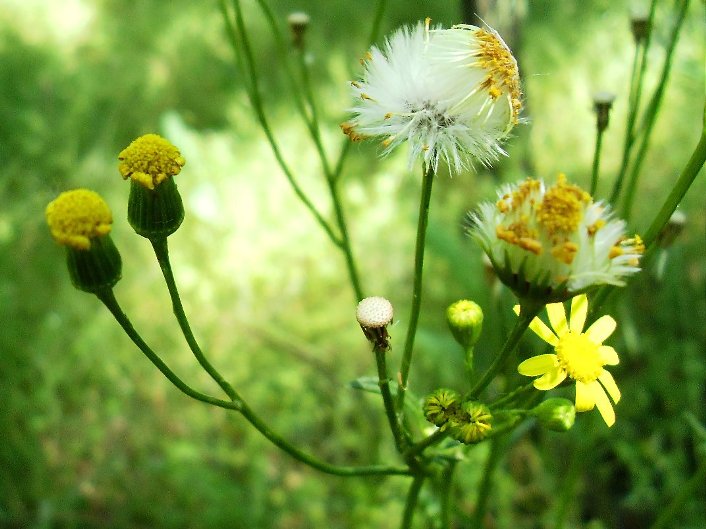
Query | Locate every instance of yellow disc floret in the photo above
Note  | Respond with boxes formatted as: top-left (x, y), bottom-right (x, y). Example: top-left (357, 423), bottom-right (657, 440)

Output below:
top-left (536, 174), bottom-right (590, 238)
top-left (555, 332), bottom-right (604, 383)
top-left (45, 189), bottom-right (112, 250)
top-left (118, 133), bottom-right (185, 190)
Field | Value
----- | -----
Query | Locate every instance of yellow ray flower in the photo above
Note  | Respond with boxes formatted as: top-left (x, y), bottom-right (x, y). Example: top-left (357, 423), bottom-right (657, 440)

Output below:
top-left (515, 294), bottom-right (621, 427)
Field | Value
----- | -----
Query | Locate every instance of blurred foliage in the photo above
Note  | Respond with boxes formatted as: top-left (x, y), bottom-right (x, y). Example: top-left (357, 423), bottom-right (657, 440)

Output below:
top-left (1, 0), bottom-right (704, 528)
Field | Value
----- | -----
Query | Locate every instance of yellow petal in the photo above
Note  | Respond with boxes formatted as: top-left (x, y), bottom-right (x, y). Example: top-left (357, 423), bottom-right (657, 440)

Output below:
top-left (575, 381), bottom-right (595, 411)
top-left (546, 302), bottom-right (568, 337)
top-left (569, 294), bottom-right (588, 333)
top-left (586, 315), bottom-right (617, 344)
top-left (598, 370), bottom-right (621, 403)
top-left (528, 316), bottom-right (559, 346)
top-left (533, 366), bottom-right (566, 390)
top-left (589, 380), bottom-right (616, 427)
top-left (518, 354), bottom-right (558, 376)
top-left (513, 305), bottom-right (520, 315)
top-left (598, 345), bottom-right (620, 366)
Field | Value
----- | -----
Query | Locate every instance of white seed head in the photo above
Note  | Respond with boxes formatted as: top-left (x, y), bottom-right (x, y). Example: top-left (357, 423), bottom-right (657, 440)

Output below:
top-left (287, 12), bottom-right (310, 29)
top-left (356, 296), bottom-right (394, 328)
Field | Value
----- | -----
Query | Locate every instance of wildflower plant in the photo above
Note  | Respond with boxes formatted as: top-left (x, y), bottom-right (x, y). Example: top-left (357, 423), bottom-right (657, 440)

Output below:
top-left (44, 2), bottom-right (706, 528)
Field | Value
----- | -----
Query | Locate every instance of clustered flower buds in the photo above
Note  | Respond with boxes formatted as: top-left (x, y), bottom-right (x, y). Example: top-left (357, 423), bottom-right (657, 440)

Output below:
top-left (423, 390), bottom-right (493, 444)
top-left (45, 189), bottom-right (122, 293)
top-left (356, 296), bottom-right (394, 351)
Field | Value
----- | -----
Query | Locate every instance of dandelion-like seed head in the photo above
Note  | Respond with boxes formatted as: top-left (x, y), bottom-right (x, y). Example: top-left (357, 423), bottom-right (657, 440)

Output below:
top-left (356, 296), bottom-right (394, 351)
top-left (45, 189), bottom-right (113, 250)
top-left (118, 133), bottom-right (185, 190)
top-left (469, 174), bottom-right (643, 302)
top-left (516, 295), bottom-right (622, 426)
top-left (342, 19), bottom-right (522, 173)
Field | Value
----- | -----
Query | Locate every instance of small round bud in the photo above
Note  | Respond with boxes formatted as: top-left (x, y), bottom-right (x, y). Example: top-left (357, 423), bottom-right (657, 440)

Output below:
top-left (630, 13), bottom-right (650, 43)
top-left (46, 189), bottom-right (122, 293)
top-left (449, 401), bottom-right (492, 444)
top-left (356, 296), bottom-right (394, 351)
top-left (592, 91), bottom-right (616, 132)
top-left (118, 134), bottom-right (186, 239)
top-left (287, 12), bottom-right (310, 49)
top-left (446, 300), bottom-right (484, 349)
top-left (530, 398), bottom-right (576, 432)
top-left (657, 210), bottom-right (686, 248)
top-left (423, 388), bottom-right (461, 428)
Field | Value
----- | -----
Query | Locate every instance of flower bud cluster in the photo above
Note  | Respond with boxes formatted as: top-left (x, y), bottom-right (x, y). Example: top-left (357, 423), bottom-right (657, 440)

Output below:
top-left (423, 389), bottom-right (493, 444)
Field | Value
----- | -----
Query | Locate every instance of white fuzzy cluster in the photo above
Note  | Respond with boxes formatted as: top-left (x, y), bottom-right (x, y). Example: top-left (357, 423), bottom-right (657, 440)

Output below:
top-left (470, 177), bottom-right (643, 295)
top-left (356, 296), bottom-right (394, 328)
top-left (342, 21), bottom-right (522, 173)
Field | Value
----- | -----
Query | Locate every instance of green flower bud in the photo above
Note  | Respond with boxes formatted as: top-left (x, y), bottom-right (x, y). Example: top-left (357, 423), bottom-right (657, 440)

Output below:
top-left (449, 401), bottom-right (492, 444)
top-left (119, 134), bottom-right (186, 239)
top-left (423, 388), bottom-right (460, 428)
top-left (446, 300), bottom-right (484, 349)
top-left (530, 398), bottom-right (576, 432)
top-left (46, 189), bottom-right (122, 293)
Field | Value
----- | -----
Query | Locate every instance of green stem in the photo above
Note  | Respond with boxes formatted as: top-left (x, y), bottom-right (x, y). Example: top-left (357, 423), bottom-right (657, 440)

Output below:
top-left (469, 302), bottom-right (542, 399)
top-left (98, 290), bottom-right (408, 477)
top-left (642, 118), bottom-right (706, 247)
top-left (400, 474), bottom-right (426, 529)
top-left (439, 461), bottom-right (457, 529)
top-left (610, 0), bottom-right (657, 204)
top-left (406, 428), bottom-right (449, 459)
top-left (622, 0), bottom-right (691, 221)
top-left (650, 459), bottom-right (706, 529)
top-left (328, 179), bottom-right (365, 300)
top-left (470, 439), bottom-right (503, 529)
top-left (396, 163), bottom-right (436, 413)
top-left (96, 288), bottom-right (239, 411)
top-left (489, 381), bottom-right (536, 410)
top-left (220, 0), bottom-right (339, 244)
top-left (590, 126), bottom-right (605, 196)
top-left (374, 345), bottom-right (406, 453)
top-left (151, 237), bottom-right (237, 401)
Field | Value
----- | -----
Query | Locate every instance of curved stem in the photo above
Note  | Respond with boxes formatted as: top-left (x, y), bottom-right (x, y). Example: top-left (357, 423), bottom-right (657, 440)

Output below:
top-left (329, 179), bottom-right (365, 300)
top-left (406, 428), bottom-right (449, 459)
top-left (151, 237), bottom-right (237, 401)
top-left (469, 302), bottom-right (542, 399)
top-left (396, 163), bottom-right (436, 413)
top-left (97, 288), bottom-right (409, 477)
top-left (400, 473), bottom-right (426, 529)
top-left (374, 344), bottom-right (406, 453)
top-left (622, 0), bottom-right (691, 221)
top-left (489, 381), bottom-right (536, 410)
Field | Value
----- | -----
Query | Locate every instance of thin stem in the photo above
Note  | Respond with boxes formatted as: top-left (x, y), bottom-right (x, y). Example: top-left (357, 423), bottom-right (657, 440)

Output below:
top-left (400, 474), bottom-right (426, 529)
top-left (397, 163), bottom-right (436, 414)
top-left (151, 237), bottom-right (237, 401)
top-left (220, 0), bottom-right (339, 244)
top-left (469, 302), bottom-right (542, 399)
top-left (489, 381), bottom-right (536, 410)
top-left (328, 179), bottom-right (365, 300)
top-left (406, 428), bottom-right (449, 459)
top-left (590, 126), bottom-right (605, 196)
top-left (470, 438), bottom-right (504, 529)
top-left (98, 290), bottom-right (409, 477)
top-left (610, 0), bottom-right (657, 204)
top-left (650, 459), bottom-right (706, 529)
top-left (622, 0), bottom-right (691, 221)
top-left (374, 345), bottom-right (406, 453)
top-left (439, 461), bottom-right (457, 529)
top-left (96, 288), bottom-right (238, 411)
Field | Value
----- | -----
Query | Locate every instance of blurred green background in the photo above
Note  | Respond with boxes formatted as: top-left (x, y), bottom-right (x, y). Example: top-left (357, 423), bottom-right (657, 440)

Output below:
top-left (1, 0), bottom-right (704, 528)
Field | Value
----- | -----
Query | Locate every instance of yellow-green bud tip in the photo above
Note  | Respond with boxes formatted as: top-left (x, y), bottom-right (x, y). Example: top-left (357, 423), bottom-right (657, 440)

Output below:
top-left (45, 189), bottom-right (113, 250)
top-left (450, 401), bottom-right (492, 444)
top-left (530, 398), bottom-right (576, 432)
top-left (423, 388), bottom-right (460, 428)
top-left (118, 133), bottom-right (185, 190)
top-left (447, 299), bottom-right (484, 349)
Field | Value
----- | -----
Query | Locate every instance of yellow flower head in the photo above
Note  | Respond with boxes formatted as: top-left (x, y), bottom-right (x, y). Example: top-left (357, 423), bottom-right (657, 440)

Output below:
top-left (45, 189), bottom-right (113, 250)
top-left (515, 294), bottom-right (621, 427)
top-left (118, 134), bottom-right (185, 190)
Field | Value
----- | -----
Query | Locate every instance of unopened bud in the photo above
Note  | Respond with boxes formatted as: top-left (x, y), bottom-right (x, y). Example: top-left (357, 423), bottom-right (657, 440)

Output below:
top-left (45, 189), bottom-right (122, 293)
top-left (356, 296), bottom-right (393, 351)
top-left (449, 401), bottom-right (492, 444)
top-left (287, 12), bottom-right (310, 49)
top-left (423, 388), bottom-right (461, 428)
top-left (530, 398), bottom-right (576, 432)
top-left (593, 91), bottom-right (616, 132)
top-left (446, 300), bottom-right (484, 349)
